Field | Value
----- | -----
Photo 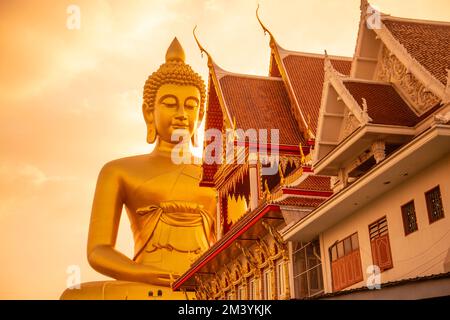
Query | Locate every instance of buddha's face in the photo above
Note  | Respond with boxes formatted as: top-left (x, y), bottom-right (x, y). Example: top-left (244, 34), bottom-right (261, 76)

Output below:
top-left (153, 84), bottom-right (201, 144)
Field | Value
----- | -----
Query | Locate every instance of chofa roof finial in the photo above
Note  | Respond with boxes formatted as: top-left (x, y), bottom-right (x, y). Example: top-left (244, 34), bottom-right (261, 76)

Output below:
top-left (256, 4), bottom-right (275, 39)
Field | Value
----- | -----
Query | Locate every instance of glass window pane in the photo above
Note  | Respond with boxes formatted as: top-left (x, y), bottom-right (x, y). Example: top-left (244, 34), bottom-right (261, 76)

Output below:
top-left (426, 186), bottom-right (444, 223)
top-left (344, 237), bottom-right (352, 254)
top-left (263, 270), bottom-right (272, 299)
top-left (294, 247), bottom-right (307, 274)
top-left (402, 201), bottom-right (418, 235)
top-left (294, 272), bottom-right (308, 299)
top-left (337, 241), bottom-right (344, 258)
top-left (309, 265), bottom-right (324, 294)
top-left (351, 233), bottom-right (359, 250)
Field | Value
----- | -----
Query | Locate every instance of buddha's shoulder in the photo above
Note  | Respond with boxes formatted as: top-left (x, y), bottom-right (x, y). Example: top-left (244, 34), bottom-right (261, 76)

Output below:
top-left (98, 155), bottom-right (151, 176)
top-left (98, 154), bottom-right (202, 177)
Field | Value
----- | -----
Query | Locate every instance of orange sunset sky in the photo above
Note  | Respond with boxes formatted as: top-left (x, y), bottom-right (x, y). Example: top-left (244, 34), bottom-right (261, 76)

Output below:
top-left (1, 0), bottom-right (449, 299)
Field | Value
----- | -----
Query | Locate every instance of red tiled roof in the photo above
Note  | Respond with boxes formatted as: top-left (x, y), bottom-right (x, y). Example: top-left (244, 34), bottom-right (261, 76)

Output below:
top-left (276, 196), bottom-right (325, 208)
top-left (219, 75), bottom-right (305, 145)
top-left (292, 175), bottom-right (332, 192)
top-left (383, 19), bottom-right (450, 85)
top-left (201, 75), bottom-right (223, 184)
top-left (344, 81), bottom-right (441, 127)
top-left (283, 55), bottom-right (352, 135)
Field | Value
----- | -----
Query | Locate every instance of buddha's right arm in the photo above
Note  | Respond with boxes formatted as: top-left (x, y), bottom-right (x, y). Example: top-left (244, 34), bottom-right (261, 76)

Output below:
top-left (86, 162), bottom-right (159, 283)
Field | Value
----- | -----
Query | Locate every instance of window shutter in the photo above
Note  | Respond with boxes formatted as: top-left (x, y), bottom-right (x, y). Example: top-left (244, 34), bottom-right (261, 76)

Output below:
top-left (332, 260), bottom-right (344, 291)
top-left (345, 255), bottom-right (353, 285)
top-left (371, 240), bottom-right (378, 268)
top-left (377, 234), bottom-right (393, 270)
top-left (331, 260), bottom-right (339, 291)
top-left (371, 234), bottom-right (393, 271)
top-left (331, 234), bottom-right (364, 292)
top-left (351, 250), bottom-right (363, 283)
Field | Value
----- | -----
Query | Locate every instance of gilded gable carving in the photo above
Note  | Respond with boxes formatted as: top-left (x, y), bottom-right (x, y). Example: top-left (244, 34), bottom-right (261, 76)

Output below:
top-left (376, 46), bottom-right (440, 113)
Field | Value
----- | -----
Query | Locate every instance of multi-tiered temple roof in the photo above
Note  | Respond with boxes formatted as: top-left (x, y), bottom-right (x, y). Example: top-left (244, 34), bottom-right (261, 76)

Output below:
top-left (173, 0), bottom-right (450, 296)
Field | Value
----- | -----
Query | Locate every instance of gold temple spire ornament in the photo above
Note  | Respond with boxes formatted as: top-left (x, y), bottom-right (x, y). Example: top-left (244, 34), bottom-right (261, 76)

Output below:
top-left (299, 143), bottom-right (306, 165)
top-left (264, 180), bottom-right (272, 202)
top-left (60, 37), bottom-right (216, 300)
top-left (278, 163), bottom-right (285, 185)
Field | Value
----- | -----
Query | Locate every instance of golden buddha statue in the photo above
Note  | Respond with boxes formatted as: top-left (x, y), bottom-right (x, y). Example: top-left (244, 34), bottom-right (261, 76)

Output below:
top-left (61, 38), bottom-right (216, 300)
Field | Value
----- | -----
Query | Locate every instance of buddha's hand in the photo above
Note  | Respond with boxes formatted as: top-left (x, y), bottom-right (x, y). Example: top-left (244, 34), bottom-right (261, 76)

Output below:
top-left (140, 265), bottom-right (181, 287)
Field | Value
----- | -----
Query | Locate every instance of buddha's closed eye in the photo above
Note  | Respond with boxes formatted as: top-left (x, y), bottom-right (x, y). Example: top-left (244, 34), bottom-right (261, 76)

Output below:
top-left (160, 95), bottom-right (178, 108)
top-left (184, 98), bottom-right (198, 110)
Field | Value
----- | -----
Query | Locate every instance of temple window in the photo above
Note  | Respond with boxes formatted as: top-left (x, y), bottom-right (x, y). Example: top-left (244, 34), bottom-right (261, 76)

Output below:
top-left (275, 260), bottom-right (286, 299)
top-left (369, 217), bottom-right (393, 272)
top-left (293, 239), bottom-right (324, 298)
top-left (237, 285), bottom-right (245, 300)
top-left (329, 233), bottom-right (363, 291)
top-left (401, 201), bottom-right (418, 235)
top-left (248, 277), bottom-right (257, 300)
top-left (262, 269), bottom-right (273, 300)
top-left (425, 186), bottom-right (445, 224)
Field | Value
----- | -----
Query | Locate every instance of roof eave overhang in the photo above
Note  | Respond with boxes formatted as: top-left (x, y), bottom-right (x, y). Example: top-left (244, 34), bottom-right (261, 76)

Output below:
top-left (314, 124), bottom-right (416, 176)
top-left (283, 124), bottom-right (450, 242)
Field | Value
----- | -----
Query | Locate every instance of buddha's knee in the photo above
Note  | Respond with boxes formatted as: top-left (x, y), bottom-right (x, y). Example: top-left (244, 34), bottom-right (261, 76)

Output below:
top-left (60, 281), bottom-right (117, 300)
top-left (60, 281), bottom-right (192, 300)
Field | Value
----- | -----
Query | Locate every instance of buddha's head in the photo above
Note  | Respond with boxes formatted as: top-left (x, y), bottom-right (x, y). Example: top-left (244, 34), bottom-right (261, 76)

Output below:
top-left (142, 37), bottom-right (206, 147)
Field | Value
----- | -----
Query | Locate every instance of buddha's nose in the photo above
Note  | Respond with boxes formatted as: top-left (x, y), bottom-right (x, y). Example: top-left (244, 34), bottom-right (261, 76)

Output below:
top-left (175, 105), bottom-right (188, 121)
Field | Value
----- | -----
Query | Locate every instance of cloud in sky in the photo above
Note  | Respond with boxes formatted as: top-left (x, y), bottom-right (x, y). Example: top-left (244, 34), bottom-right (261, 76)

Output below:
top-left (0, 0), bottom-right (449, 299)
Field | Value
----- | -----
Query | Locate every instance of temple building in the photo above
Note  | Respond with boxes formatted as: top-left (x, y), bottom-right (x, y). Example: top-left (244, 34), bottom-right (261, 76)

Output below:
top-left (172, 0), bottom-right (450, 299)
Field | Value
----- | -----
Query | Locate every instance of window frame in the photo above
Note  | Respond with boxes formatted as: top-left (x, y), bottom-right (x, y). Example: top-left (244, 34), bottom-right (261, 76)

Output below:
top-left (329, 232), bottom-right (360, 262)
top-left (276, 260), bottom-right (286, 299)
top-left (329, 232), bottom-right (363, 292)
top-left (262, 269), bottom-right (272, 300)
top-left (401, 200), bottom-right (419, 236)
top-left (237, 285), bottom-right (245, 300)
top-left (425, 185), bottom-right (445, 224)
top-left (248, 277), bottom-right (257, 300)
top-left (368, 216), bottom-right (393, 272)
top-left (292, 240), bottom-right (324, 299)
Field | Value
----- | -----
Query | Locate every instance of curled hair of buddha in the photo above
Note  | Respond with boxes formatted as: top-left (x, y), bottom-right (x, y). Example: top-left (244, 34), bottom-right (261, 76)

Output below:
top-left (143, 37), bottom-right (206, 144)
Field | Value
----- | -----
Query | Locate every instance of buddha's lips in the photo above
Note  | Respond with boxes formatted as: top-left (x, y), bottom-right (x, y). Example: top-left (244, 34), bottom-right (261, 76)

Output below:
top-left (171, 124), bottom-right (189, 129)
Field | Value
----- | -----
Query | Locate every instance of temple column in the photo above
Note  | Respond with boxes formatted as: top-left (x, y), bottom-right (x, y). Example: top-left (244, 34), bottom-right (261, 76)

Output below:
top-left (371, 140), bottom-right (386, 163)
top-left (216, 192), bottom-right (222, 240)
top-left (249, 154), bottom-right (259, 210)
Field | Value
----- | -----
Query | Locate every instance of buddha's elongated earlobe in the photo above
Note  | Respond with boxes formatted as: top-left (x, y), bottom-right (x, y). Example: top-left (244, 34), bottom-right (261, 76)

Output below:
top-left (147, 125), bottom-right (157, 144)
top-left (143, 102), bottom-right (157, 144)
top-left (191, 132), bottom-right (199, 147)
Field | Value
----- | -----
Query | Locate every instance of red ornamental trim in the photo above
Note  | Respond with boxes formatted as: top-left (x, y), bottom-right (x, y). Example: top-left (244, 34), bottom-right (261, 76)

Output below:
top-left (199, 181), bottom-right (215, 187)
top-left (282, 188), bottom-right (333, 197)
top-left (233, 140), bottom-right (311, 155)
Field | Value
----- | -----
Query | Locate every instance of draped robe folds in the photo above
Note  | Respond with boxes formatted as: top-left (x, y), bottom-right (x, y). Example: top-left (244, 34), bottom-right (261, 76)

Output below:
top-left (127, 164), bottom-right (216, 275)
top-left (133, 200), bottom-right (215, 261)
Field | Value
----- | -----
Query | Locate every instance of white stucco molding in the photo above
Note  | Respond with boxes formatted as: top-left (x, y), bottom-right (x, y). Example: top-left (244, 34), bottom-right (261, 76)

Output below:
top-left (282, 124), bottom-right (450, 242)
top-left (373, 18), bottom-right (446, 101)
top-left (324, 55), bottom-right (373, 125)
